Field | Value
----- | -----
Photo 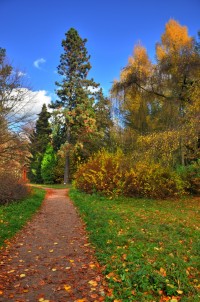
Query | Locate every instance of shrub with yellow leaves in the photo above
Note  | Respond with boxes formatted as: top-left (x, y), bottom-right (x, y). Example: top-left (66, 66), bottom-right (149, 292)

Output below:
top-left (74, 150), bottom-right (186, 199)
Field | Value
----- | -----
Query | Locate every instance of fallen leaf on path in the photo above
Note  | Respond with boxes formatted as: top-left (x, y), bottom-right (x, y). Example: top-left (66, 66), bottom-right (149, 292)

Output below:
top-left (96, 275), bottom-right (101, 281)
top-left (90, 293), bottom-right (98, 298)
top-left (64, 284), bottom-right (71, 291)
top-left (88, 280), bottom-right (97, 287)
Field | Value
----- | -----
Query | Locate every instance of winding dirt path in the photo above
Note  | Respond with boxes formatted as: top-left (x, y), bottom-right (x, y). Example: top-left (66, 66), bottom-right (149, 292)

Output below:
top-left (0, 188), bottom-right (106, 302)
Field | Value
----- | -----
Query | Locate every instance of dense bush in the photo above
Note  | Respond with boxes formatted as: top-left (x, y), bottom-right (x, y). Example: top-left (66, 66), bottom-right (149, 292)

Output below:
top-left (74, 150), bottom-right (125, 196)
top-left (41, 144), bottom-right (57, 184)
top-left (74, 150), bottom-right (187, 199)
top-left (124, 162), bottom-right (186, 199)
top-left (0, 173), bottom-right (29, 205)
top-left (177, 161), bottom-right (200, 195)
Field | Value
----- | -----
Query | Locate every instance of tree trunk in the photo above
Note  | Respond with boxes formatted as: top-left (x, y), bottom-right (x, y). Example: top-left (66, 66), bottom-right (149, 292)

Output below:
top-left (64, 127), bottom-right (70, 184)
top-left (63, 153), bottom-right (69, 184)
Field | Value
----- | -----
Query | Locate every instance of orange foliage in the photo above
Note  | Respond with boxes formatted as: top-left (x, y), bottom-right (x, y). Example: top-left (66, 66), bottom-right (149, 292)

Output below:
top-left (120, 44), bottom-right (152, 82)
top-left (156, 19), bottom-right (193, 60)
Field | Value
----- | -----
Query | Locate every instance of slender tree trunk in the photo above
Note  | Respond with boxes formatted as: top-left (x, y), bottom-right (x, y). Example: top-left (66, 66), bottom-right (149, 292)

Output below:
top-left (64, 127), bottom-right (70, 184)
top-left (63, 153), bottom-right (69, 184)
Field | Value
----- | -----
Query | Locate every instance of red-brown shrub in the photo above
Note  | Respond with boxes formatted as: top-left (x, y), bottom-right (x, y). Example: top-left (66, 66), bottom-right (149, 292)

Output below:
top-left (0, 172), bottom-right (29, 205)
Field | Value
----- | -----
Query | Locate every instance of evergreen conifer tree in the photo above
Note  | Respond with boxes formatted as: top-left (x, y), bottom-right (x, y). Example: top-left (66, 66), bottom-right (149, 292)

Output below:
top-left (52, 28), bottom-right (99, 183)
top-left (29, 104), bottom-right (51, 183)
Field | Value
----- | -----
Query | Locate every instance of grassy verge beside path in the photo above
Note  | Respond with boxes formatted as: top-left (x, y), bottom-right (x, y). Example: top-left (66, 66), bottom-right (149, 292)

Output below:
top-left (0, 187), bottom-right (45, 248)
top-left (70, 188), bottom-right (200, 302)
top-left (31, 183), bottom-right (70, 189)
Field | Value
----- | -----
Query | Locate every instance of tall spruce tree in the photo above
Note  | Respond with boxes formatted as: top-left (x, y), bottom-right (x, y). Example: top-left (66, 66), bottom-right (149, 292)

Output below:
top-left (52, 28), bottom-right (99, 184)
top-left (29, 104), bottom-right (51, 183)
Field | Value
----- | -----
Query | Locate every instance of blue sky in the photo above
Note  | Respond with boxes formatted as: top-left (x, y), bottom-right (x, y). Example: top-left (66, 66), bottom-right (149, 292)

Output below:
top-left (0, 0), bottom-right (199, 111)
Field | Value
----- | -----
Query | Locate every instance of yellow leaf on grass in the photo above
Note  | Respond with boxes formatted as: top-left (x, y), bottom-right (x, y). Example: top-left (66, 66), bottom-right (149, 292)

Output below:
top-left (176, 290), bottom-right (183, 294)
top-left (88, 280), bottom-right (97, 287)
top-left (49, 249), bottom-right (54, 253)
top-left (160, 267), bottom-right (167, 277)
top-left (64, 284), bottom-right (71, 291)
top-left (69, 259), bottom-right (74, 263)
top-left (20, 274), bottom-right (26, 278)
top-left (52, 268), bottom-right (57, 271)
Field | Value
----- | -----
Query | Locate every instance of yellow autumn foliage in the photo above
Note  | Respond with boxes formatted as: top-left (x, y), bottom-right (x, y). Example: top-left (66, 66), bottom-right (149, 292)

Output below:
top-left (156, 19), bottom-right (193, 60)
top-left (74, 150), bottom-right (186, 199)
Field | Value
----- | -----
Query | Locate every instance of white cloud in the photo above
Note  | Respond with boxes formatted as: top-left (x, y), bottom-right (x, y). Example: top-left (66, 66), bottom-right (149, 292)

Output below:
top-left (33, 58), bottom-right (46, 69)
top-left (7, 88), bottom-right (52, 119)
top-left (88, 86), bottom-right (100, 93)
top-left (22, 89), bottom-right (52, 116)
top-left (17, 71), bottom-right (27, 77)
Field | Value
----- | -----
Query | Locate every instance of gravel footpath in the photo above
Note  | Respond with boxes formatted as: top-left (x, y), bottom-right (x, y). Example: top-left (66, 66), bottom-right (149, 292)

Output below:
top-left (0, 188), bottom-right (106, 302)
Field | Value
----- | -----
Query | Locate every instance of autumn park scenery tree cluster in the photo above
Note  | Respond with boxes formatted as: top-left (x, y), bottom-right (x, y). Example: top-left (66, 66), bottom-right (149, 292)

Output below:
top-left (0, 19), bottom-right (200, 202)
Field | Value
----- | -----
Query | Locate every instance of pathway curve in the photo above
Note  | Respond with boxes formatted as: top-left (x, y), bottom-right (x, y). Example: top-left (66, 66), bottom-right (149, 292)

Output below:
top-left (0, 188), bottom-right (106, 302)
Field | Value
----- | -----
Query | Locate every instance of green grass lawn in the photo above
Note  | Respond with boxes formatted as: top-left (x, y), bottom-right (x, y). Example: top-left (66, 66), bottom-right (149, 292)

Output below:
top-left (31, 183), bottom-right (71, 189)
top-left (0, 187), bottom-right (45, 248)
top-left (70, 188), bottom-right (200, 302)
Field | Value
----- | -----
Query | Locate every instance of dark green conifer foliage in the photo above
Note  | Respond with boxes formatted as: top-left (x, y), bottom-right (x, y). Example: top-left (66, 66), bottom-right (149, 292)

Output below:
top-left (29, 104), bottom-right (51, 183)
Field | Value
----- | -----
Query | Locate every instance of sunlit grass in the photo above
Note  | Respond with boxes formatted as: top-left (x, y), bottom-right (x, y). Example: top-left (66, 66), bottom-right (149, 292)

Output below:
top-left (0, 188), bottom-right (45, 247)
top-left (70, 188), bottom-right (200, 301)
top-left (30, 183), bottom-right (71, 189)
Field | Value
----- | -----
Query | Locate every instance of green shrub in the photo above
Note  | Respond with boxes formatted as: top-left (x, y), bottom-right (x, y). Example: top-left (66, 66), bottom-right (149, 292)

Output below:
top-left (176, 161), bottom-right (200, 195)
top-left (41, 144), bottom-right (57, 184)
